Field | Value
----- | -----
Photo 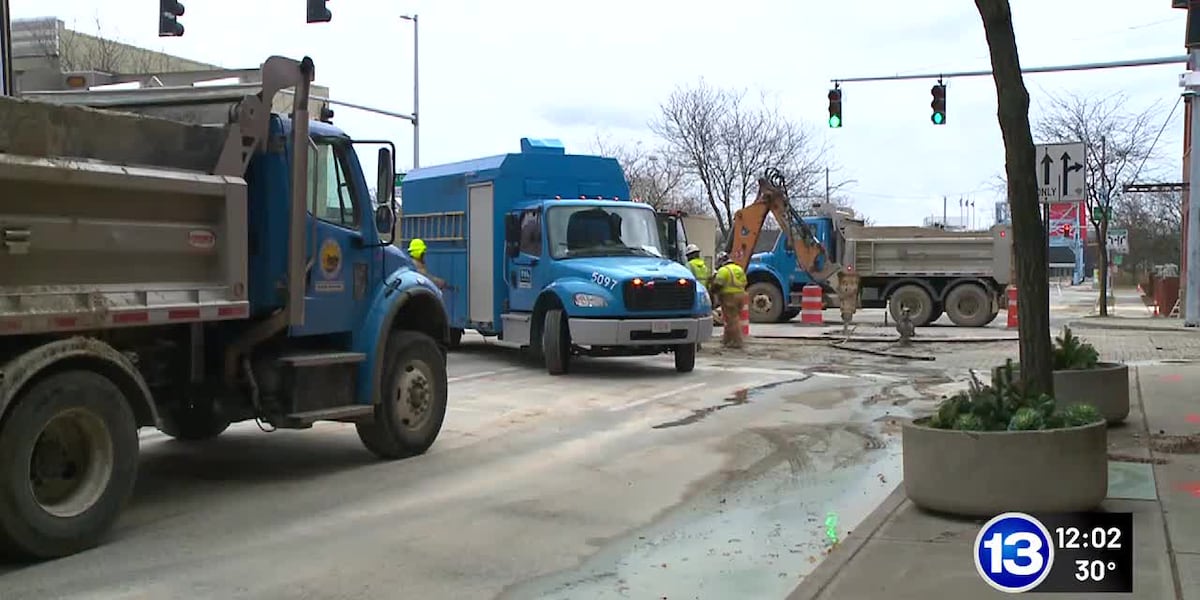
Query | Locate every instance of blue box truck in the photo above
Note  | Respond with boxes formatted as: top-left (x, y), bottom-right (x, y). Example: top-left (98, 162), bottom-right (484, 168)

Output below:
top-left (400, 138), bottom-right (713, 375)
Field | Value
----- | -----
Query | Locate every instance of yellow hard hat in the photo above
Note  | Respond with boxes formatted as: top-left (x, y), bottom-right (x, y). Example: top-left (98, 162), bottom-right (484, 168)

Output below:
top-left (408, 238), bottom-right (427, 257)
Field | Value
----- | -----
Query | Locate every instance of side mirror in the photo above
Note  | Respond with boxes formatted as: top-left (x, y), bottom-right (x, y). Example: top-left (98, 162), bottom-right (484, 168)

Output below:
top-left (376, 147), bottom-right (395, 206)
top-left (375, 203), bottom-right (396, 235)
top-left (504, 213), bottom-right (520, 257)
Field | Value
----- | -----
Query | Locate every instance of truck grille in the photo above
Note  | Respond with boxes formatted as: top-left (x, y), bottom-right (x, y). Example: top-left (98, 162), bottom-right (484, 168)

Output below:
top-left (623, 278), bottom-right (695, 312)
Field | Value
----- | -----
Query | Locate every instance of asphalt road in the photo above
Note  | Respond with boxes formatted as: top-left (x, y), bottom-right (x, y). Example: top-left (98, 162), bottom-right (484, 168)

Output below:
top-left (0, 337), bottom-right (962, 600)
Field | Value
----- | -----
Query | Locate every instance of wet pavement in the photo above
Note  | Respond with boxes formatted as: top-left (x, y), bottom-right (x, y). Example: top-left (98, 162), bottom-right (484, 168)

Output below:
top-left (0, 339), bottom-right (965, 600)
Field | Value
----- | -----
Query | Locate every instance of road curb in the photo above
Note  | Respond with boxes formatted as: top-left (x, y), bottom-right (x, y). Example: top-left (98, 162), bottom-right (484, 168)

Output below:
top-left (750, 334), bottom-right (1017, 344)
top-left (786, 481), bottom-right (907, 600)
top-left (1067, 319), bottom-right (1195, 333)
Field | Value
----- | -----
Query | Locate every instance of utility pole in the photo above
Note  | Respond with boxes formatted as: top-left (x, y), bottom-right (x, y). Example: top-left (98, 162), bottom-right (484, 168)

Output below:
top-left (400, 14), bottom-right (420, 169)
top-left (943, 195), bottom-right (947, 227)
top-left (0, 0), bottom-right (12, 96)
top-left (1187, 54), bottom-right (1200, 326)
top-left (824, 167), bottom-right (830, 203)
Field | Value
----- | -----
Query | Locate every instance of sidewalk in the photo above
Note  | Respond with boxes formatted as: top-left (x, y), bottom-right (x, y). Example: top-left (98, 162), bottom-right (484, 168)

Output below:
top-left (1071, 316), bottom-right (1199, 333)
top-left (787, 362), bottom-right (1200, 600)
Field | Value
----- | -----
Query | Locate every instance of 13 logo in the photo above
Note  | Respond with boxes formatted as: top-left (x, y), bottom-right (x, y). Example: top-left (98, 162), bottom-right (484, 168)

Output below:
top-left (973, 512), bottom-right (1055, 593)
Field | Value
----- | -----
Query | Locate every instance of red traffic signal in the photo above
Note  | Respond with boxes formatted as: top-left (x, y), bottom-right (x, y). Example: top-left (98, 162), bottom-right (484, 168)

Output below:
top-left (1058, 223), bottom-right (1074, 237)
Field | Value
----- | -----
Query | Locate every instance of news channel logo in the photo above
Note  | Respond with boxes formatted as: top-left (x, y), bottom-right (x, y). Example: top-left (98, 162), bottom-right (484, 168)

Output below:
top-left (973, 511), bottom-right (1055, 593)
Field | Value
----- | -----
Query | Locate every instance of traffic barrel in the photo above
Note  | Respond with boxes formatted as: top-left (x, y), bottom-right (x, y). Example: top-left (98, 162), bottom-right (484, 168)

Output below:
top-left (740, 296), bottom-right (751, 337)
top-left (1006, 285), bottom-right (1018, 329)
top-left (801, 284), bottom-right (824, 325)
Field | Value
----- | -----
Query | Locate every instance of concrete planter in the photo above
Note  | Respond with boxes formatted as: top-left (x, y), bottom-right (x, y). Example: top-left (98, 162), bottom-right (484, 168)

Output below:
top-left (902, 418), bottom-right (1108, 517)
top-left (992, 362), bottom-right (1130, 424)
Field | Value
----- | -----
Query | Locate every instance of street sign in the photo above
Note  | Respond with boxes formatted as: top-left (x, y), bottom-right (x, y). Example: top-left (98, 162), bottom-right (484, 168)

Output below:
top-left (1035, 142), bottom-right (1087, 203)
top-left (1106, 228), bottom-right (1129, 254)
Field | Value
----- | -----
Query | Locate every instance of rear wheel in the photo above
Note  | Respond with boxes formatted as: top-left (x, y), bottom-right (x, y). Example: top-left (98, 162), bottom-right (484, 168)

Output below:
top-left (447, 328), bottom-right (464, 350)
top-left (944, 284), bottom-right (997, 327)
top-left (888, 285), bottom-right (935, 327)
top-left (543, 308), bottom-right (571, 375)
top-left (674, 343), bottom-right (696, 373)
top-left (746, 282), bottom-right (784, 323)
top-left (0, 370), bottom-right (139, 560)
top-left (357, 331), bottom-right (448, 459)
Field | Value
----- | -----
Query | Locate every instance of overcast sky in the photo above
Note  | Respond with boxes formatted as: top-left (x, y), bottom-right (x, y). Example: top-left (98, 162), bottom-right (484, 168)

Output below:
top-left (11, 0), bottom-right (1191, 225)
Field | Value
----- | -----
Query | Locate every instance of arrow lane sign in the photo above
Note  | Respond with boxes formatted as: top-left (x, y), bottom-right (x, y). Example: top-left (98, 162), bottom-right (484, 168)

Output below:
top-left (1060, 152), bottom-right (1083, 196)
top-left (1042, 151), bottom-right (1053, 186)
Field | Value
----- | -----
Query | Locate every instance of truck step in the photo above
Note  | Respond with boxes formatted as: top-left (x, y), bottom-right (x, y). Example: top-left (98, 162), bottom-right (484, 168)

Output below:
top-left (276, 351), bottom-right (366, 368)
top-left (273, 405), bottom-right (374, 429)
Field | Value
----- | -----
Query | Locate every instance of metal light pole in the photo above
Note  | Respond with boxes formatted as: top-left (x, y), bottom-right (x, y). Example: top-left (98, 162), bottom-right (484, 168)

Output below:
top-left (399, 14), bottom-right (419, 169)
top-left (0, 0), bottom-right (13, 96)
top-left (1183, 2), bottom-right (1200, 325)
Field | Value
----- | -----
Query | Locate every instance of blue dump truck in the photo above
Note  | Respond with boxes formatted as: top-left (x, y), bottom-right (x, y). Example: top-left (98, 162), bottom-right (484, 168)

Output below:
top-left (400, 138), bottom-right (713, 375)
top-left (1, 56), bottom-right (449, 559)
top-left (743, 204), bottom-right (1011, 327)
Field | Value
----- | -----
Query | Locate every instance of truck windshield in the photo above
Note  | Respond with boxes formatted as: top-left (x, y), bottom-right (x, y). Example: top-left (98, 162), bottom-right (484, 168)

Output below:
top-left (546, 205), bottom-right (663, 259)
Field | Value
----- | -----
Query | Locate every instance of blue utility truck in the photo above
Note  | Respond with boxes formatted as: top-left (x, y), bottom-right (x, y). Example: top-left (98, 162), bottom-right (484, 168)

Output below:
top-left (400, 138), bottom-right (713, 375)
top-left (1, 56), bottom-right (449, 559)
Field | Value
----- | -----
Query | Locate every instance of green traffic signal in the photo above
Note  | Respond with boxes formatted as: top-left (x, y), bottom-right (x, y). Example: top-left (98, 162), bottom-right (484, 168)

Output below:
top-left (827, 87), bottom-right (842, 129)
top-left (828, 115), bottom-right (842, 128)
top-left (932, 112), bottom-right (944, 125)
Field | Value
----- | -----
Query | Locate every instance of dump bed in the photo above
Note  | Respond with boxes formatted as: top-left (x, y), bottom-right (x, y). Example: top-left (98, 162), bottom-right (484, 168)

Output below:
top-left (0, 95), bottom-right (249, 336)
top-left (839, 224), bottom-right (1011, 284)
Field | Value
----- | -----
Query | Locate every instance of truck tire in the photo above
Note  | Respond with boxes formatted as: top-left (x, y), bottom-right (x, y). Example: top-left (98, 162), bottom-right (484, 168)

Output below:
top-left (781, 308), bottom-right (801, 321)
top-left (674, 343), bottom-right (696, 373)
top-left (888, 285), bottom-right (935, 327)
top-left (543, 308), bottom-right (571, 375)
top-left (159, 400), bottom-right (230, 442)
top-left (0, 370), bottom-right (139, 560)
top-left (944, 284), bottom-right (996, 327)
top-left (928, 303), bottom-right (944, 325)
top-left (746, 282), bottom-right (785, 323)
top-left (356, 331), bottom-right (448, 460)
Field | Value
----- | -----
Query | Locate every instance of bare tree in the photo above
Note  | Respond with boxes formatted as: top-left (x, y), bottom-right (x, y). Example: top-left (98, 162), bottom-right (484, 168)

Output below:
top-left (30, 16), bottom-right (174, 75)
top-left (590, 135), bottom-right (705, 213)
top-left (975, 0), bottom-right (1054, 396)
top-left (651, 80), bottom-right (837, 238)
top-left (1033, 91), bottom-right (1165, 315)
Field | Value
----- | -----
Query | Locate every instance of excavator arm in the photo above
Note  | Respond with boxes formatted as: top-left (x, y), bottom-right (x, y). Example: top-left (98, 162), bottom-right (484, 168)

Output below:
top-left (723, 168), bottom-right (861, 322)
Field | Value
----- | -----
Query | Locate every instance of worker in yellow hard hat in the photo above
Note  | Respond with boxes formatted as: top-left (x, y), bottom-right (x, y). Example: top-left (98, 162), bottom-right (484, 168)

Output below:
top-left (408, 238), bottom-right (446, 289)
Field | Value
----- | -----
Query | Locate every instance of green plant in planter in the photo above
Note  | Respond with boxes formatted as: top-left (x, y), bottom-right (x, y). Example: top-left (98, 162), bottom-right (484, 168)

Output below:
top-left (926, 360), bottom-right (1103, 432)
top-left (1052, 326), bottom-right (1099, 371)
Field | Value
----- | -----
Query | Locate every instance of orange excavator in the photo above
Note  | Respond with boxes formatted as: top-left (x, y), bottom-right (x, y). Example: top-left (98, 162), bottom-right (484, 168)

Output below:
top-left (721, 168), bottom-right (862, 325)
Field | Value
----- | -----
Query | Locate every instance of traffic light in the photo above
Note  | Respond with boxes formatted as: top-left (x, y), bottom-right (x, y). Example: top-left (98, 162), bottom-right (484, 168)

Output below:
top-left (827, 87), bottom-right (842, 128)
top-left (307, 0), bottom-right (332, 23)
top-left (158, 0), bottom-right (184, 37)
top-left (1059, 223), bottom-right (1073, 237)
top-left (930, 83), bottom-right (947, 125)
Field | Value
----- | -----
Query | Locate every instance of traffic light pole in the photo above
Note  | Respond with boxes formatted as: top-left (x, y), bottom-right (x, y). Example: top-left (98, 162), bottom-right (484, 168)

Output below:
top-left (0, 0), bottom-right (12, 96)
top-left (831, 54), bottom-right (1188, 84)
top-left (1185, 48), bottom-right (1200, 326)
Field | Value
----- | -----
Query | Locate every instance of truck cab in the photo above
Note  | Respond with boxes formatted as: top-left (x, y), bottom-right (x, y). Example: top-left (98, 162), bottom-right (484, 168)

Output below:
top-left (401, 138), bottom-right (713, 374)
top-left (745, 215), bottom-right (841, 322)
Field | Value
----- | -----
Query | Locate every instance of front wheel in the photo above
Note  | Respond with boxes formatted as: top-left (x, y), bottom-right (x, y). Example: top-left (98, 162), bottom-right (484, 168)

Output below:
top-left (746, 282), bottom-right (785, 323)
top-left (357, 331), bottom-right (449, 460)
top-left (674, 343), bottom-right (696, 373)
top-left (543, 308), bottom-right (571, 375)
top-left (0, 370), bottom-right (139, 560)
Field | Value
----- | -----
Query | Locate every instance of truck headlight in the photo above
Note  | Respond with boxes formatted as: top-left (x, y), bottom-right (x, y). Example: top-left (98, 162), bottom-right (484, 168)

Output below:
top-left (574, 293), bottom-right (608, 308)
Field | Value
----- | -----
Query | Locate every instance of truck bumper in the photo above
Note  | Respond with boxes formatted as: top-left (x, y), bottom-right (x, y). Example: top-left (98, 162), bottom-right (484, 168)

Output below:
top-left (568, 316), bottom-right (713, 347)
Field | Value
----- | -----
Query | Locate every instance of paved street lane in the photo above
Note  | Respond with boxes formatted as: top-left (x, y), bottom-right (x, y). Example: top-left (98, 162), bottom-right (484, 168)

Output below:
top-left (0, 336), bottom-right (955, 600)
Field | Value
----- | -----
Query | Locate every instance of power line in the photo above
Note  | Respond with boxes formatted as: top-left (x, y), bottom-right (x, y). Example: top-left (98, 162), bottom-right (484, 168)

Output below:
top-left (1128, 94), bottom-right (1184, 185)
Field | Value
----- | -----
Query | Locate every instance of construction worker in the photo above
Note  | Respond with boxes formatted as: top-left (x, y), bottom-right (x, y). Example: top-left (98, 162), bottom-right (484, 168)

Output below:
top-left (408, 238), bottom-right (447, 289)
top-left (710, 251), bottom-right (748, 349)
top-left (685, 244), bottom-right (709, 287)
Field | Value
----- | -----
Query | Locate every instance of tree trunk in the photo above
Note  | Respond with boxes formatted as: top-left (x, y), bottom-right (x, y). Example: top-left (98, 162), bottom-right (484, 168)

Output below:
top-left (1098, 218), bottom-right (1110, 316)
top-left (974, 0), bottom-right (1055, 397)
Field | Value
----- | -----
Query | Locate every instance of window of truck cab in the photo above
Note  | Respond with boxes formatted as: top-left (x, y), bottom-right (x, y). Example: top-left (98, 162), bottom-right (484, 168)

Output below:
top-left (545, 204), bottom-right (663, 260)
top-left (307, 138), bottom-right (360, 230)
